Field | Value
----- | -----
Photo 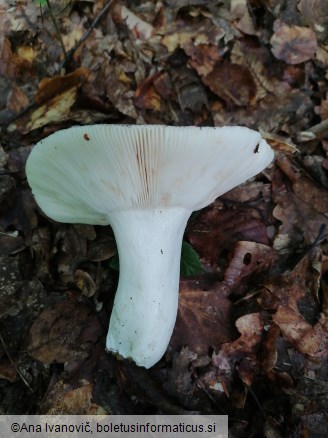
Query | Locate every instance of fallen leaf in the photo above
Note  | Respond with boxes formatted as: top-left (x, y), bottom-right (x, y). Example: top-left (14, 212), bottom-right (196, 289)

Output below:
top-left (277, 154), bottom-right (328, 215)
top-left (271, 20), bottom-right (317, 64)
top-left (272, 159), bottom-right (328, 254)
top-left (0, 188), bottom-right (38, 240)
top-left (0, 359), bottom-right (17, 382)
top-left (231, 0), bottom-right (257, 35)
top-left (291, 377), bottom-right (328, 434)
top-left (113, 4), bottom-right (154, 40)
top-left (262, 323), bottom-right (294, 388)
top-left (213, 313), bottom-right (263, 386)
top-left (171, 280), bottom-right (234, 354)
top-left (153, 72), bottom-right (174, 99)
top-left (262, 132), bottom-right (299, 154)
top-left (164, 347), bottom-right (206, 411)
top-left (75, 269), bottom-right (96, 298)
top-left (106, 65), bottom-right (138, 119)
top-left (188, 204), bottom-right (270, 269)
top-left (28, 299), bottom-right (93, 364)
top-left (7, 84), bottom-right (29, 112)
top-left (273, 307), bottom-right (328, 357)
top-left (297, 0), bottom-right (328, 43)
top-left (224, 241), bottom-right (277, 287)
top-left (203, 61), bottom-right (257, 107)
top-left (260, 249), bottom-right (322, 314)
top-left (134, 74), bottom-right (162, 111)
top-left (183, 42), bottom-right (221, 76)
top-left (41, 379), bottom-right (105, 415)
top-left (34, 67), bottom-right (89, 105)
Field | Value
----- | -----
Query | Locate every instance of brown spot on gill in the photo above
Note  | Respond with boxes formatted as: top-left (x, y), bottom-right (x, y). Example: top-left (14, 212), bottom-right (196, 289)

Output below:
top-left (136, 133), bottom-right (150, 201)
top-left (83, 133), bottom-right (90, 141)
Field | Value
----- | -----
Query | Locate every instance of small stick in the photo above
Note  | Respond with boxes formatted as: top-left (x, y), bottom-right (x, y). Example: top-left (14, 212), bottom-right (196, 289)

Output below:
top-left (0, 332), bottom-right (34, 393)
top-left (45, 0), bottom-right (67, 60)
top-left (59, 0), bottom-right (113, 71)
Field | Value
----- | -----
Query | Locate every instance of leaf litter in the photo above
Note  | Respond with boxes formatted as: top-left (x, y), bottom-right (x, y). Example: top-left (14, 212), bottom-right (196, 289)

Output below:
top-left (1, 0), bottom-right (328, 435)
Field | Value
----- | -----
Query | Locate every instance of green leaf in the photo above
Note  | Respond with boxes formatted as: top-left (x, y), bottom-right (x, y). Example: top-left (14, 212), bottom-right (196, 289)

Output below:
top-left (180, 241), bottom-right (203, 277)
top-left (109, 241), bottom-right (202, 277)
top-left (109, 253), bottom-right (120, 271)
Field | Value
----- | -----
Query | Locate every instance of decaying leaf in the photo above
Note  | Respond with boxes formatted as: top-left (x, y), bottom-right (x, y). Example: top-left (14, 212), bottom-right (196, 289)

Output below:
top-left (41, 379), bottom-right (105, 415)
top-left (271, 20), bottom-right (317, 64)
top-left (28, 299), bottom-right (93, 364)
top-left (213, 313), bottom-right (264, 387)
top-left (8, 68), bottom-right (89, 133)
top-left (188, 203), bottom-right (270, 270)
top-left (272, 306), bottom-right (328, 356)
top-left (203, 61), bottom-right (257, 107)
top-left (224, 241), bottom-right (277, 287)
top-left (34, 67), bottom-right (89, 105)
top-left (171, 280), bottom-right (234, 354)
top-left (183, 42), bottom-right (221, 76)
top-left (134, 74), bottom-right (162, 111)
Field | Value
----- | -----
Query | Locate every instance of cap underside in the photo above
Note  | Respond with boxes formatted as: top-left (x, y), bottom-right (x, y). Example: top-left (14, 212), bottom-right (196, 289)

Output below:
top-left (26, 125), bottom-right (274, 224)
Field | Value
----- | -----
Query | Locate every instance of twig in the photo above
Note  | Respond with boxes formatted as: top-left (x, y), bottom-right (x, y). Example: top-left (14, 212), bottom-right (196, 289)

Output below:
top-left (0, 102), bottom-right (37, 128)
top-left (296, 119), bottom-right (328, 142)
top-left (0, 332), bottom-right (34, 393)
top-left (59, 0), bottom-right (114, 71)
top-left (45, 0), bottom-right (67, 60)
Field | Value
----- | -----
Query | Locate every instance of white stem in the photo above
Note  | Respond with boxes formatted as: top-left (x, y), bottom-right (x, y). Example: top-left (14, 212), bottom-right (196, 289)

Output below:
top-left (106, 208), bottom-right (191, 368)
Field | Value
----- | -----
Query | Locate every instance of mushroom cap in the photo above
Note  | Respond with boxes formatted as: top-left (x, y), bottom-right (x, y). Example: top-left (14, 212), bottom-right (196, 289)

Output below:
top-left (26, 124), bottom-right (274, 224)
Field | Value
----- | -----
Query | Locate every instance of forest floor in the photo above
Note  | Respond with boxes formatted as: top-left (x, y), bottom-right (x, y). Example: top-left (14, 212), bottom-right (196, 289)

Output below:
top-left (1, 1), bottom-right (328, 436)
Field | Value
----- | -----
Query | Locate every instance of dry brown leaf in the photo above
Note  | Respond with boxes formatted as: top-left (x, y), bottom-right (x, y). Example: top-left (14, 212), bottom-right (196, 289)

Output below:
top-left (113, 4), bottom-right (154, 40)
top-left (230, 0), bottom-right (257, 35)
top-left (213, 313), bottom-right (263, 386)
top-left (276, 153), bottom-right (328, 216)
top-left (260, 250), bottom-right (321, 313)
top-left (28, 300), bottom-right (93, 364)
top-left (42, 379), bottom-right (105, 415)
top-left (35, 67), bottom-right (89, 105)
top-left (106, 66), bottom-right (138, 119)
top-left (7, 68), bottom-right (89, 133)
top-left (262, 132), bottom-right (299, 154)
top-left (271, 20), bottom-right (317, 64)
top-left (273, 306), bottom-right (328, 357)
top-left (262, 324), bottom-right (294, 388)
top-left (0, 359), bottom-right (17, 382)
top-left (134, 74), bottom-right (162, 111)
top-left (7, 84), bottom-right (29, 112)
top-left (188, 204), bottom-right (270, 269)
top-left (224, 241), bottom-right (277, 287)
top-left (183, 42), bottom-right (221, 76)
top-left (170, 280), bottom-right (234, 354)
top-left (297, 0), bottom-right (328, 43)
top-left (86, 233), bottom-right (116, 262)
top-left (0, 37), bottom-right (16, 78)
top-left (153, 72), bottom-right (174, 99)
top-left (272, 158), bottom-right (328, 253)
top-left (75, 269), bottom-right (96, 298)
top-left (203, 61), bottom-right (257, 107)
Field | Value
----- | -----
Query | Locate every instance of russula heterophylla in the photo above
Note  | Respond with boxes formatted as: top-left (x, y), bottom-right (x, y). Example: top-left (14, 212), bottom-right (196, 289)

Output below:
top-left (26, 124), bottom-right (274, 368)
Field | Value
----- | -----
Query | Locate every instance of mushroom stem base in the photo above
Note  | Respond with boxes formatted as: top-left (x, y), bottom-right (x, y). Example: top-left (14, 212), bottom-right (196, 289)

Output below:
top-left (106, 207), bottom-right (191, 368)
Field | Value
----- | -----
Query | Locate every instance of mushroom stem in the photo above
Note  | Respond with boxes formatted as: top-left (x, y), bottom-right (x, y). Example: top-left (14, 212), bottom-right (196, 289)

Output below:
top-left (106, 207), bottom-right (191, 368)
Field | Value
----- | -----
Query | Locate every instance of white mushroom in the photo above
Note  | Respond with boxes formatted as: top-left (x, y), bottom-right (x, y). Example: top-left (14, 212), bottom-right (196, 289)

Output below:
top-left (26, 124), bottom-right (274, 368)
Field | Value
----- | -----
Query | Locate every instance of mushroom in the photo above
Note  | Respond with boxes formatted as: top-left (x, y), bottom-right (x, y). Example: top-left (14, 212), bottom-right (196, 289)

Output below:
top-left (26, 124), bottom-right (274, 368)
